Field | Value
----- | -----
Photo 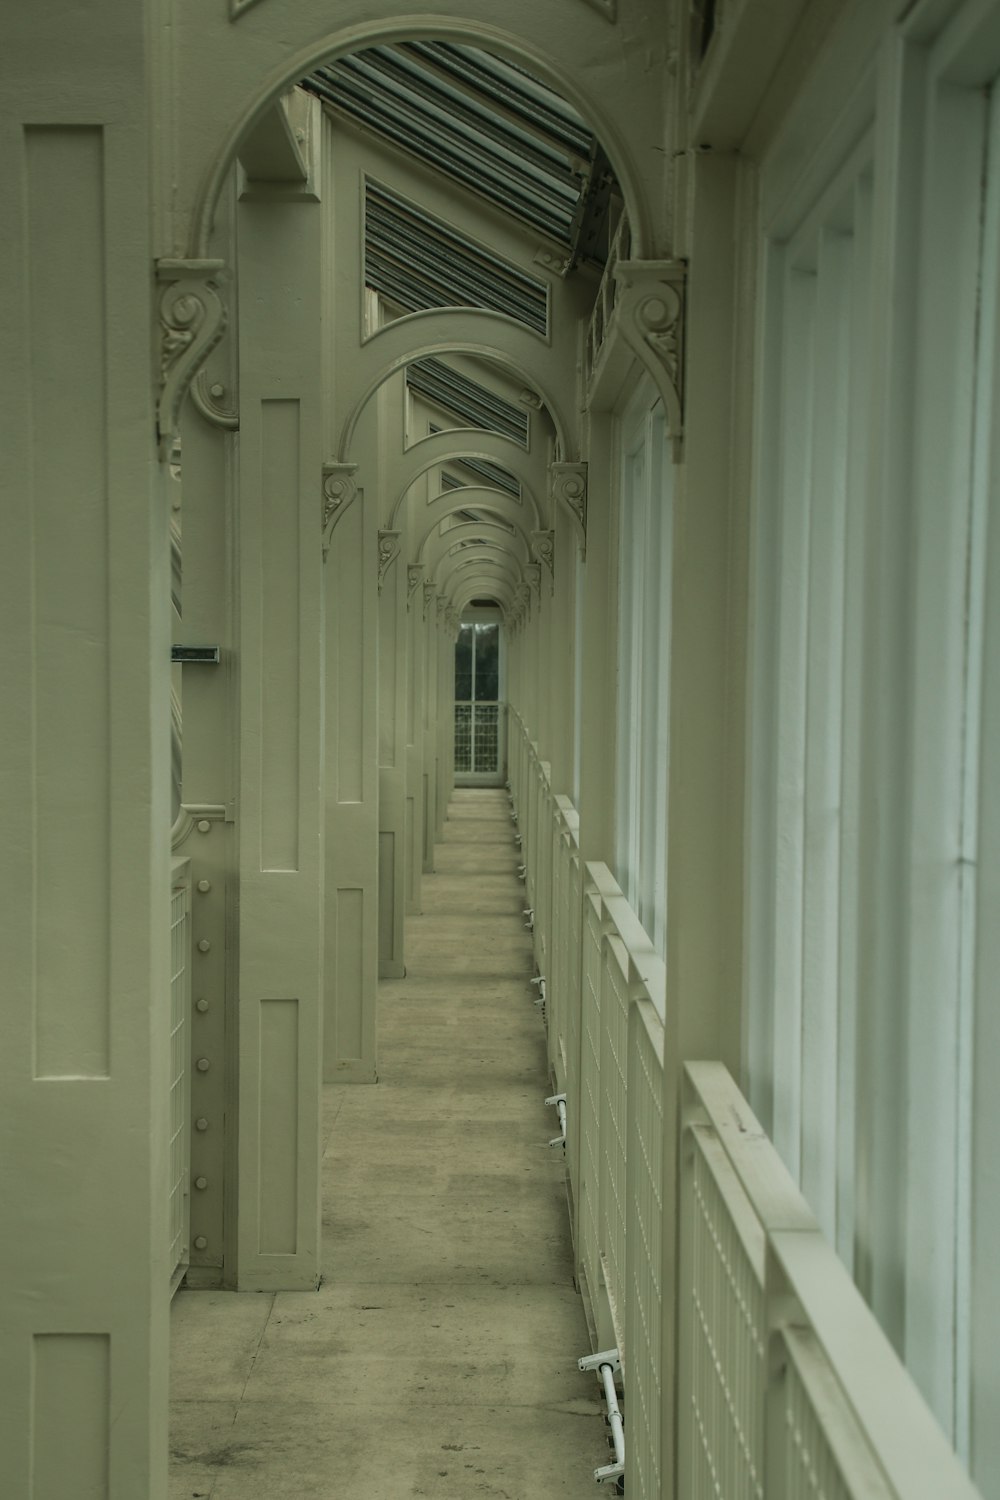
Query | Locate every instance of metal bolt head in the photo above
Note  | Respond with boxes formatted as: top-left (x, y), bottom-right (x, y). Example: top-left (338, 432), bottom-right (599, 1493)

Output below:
top-left (194, 1176), bottom-right (208, 1191)
top-left (197, 879), bottom-right (211, 893)
top-left (196, 1057), bottom-right (210, 1073)
top-left (193, 1236), bottom-right (208, 1251)
top-left (197, 939), bottom-right (211, 953)
top-left (197, 819), bottom-right (211, 834)
top-left (195, 1117), bottom-right (209, 1131)
top-left (195, 997), bottom-right (209, 1014)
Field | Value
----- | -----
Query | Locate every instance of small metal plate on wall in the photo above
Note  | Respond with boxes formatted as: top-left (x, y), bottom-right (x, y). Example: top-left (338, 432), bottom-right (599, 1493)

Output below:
top-left (172, 646), bottom-right (220, 664)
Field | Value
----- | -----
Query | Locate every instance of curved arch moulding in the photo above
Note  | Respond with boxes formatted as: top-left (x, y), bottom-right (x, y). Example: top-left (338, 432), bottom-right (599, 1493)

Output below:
top-left (337, 311), bottom-right (576, 467)
top-left (437, 541), bottom-right (526, 585)
top-left (415, 488), bottom-right (537, 545)
top-left (391, 462), bottom-right (545, 532)
top-left (438, 555), bottom-right (520, 603)
top-left (420, 520), bottom-right (532, 570)
top-left (178, 4), bottom-right (665, 263)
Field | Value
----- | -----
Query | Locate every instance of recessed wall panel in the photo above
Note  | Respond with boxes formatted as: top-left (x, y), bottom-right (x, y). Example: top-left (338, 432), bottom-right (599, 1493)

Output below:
top-left (32, 1334), bottom-right (109, 1497)
top-left (260, 400), bottom-right (301, 872)
top-left (26, 127), bottom-right (110, 1079)
top-left (258, 997), bottom-right (299, 1254)
top-left (336, 889), bottom-right (364, 1058)
top-left (379, 577), bottom-right (397, 767)
top-left (336, 499), bottom-right (364, 803)
top-left (378, 832), bottom-right (395, 964)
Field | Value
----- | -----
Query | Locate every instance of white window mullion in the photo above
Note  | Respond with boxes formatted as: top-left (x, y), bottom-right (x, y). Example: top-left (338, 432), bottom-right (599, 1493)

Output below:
top-left (800, 225), bottom-right (853, 1245)
top-left (770, 263), bottom-right (817, 1182)
top-left (836, 168), bottom-right (874, 1276)
top-left (903, 69), bottom-right (988, 1438)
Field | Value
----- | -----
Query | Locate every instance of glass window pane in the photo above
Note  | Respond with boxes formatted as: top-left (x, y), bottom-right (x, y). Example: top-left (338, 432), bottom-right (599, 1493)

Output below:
top-left (474, 622), bottom-right (499, 701)
top-left (455, 624), bottom-right (473, 700)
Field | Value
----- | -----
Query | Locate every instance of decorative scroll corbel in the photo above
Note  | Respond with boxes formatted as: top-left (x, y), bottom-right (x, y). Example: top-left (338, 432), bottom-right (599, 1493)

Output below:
top-left (550, 462), bottom-right (588, 554)
top-left (422, 580), bottom-right (437, 620)
top-left (191, 371), bottom-right (239, 432)
top-left (407, 563), bottom-right (425, 609)
top-left (377, 530), bottom-right (401, 593)
top-left (157, 259), bottom-right (229, 458)
top-left (532, 531), bottom-right (556, 592)
top-left (321, 462), bottom-right (359, 560)
top-left (613, 259), bottom-right (686, 459)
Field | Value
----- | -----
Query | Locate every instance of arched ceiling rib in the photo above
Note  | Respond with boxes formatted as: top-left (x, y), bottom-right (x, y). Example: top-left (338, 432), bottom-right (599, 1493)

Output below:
top-left (390, 453), bottom-right (545, 530)
top-left (301, 42), bottom-right (608, 253)
top-left (337, 309), bottom-right (575, 461)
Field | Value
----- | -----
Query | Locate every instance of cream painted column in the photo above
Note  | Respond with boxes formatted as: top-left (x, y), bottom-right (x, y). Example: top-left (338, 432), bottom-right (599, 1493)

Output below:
top-left (0, 3), bottom-right (171, 1492)
top-left (324, 420), bottom-right (379, 1084)
top-left (235, 186), bottom-right (325, 1289)
top-left (172, 169), bottom-right (241, 1289)
top-left (377, 378), bottom-right (407, 979)
top-left (405, 561), bottom-right (426, 914)
top-left (660, 150), bottom-right (748, 1485)
top-left (422, 581), bottom-right (439, 869)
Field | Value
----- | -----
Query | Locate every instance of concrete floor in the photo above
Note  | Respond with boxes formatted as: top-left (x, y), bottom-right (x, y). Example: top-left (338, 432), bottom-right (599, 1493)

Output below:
top-left (170, 788), bottom-right (603, 1498)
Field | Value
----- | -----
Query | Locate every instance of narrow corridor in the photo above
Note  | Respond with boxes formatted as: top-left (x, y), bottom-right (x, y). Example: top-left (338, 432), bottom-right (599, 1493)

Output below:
top-left (169, 789), bottom-right (601, 1498)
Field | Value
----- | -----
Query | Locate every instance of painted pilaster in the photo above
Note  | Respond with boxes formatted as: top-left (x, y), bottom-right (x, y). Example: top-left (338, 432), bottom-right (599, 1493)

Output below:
top-left (377, 379), bottom-right (408, 979)
top-left (405, 563), bottom-right (426, 913)
top-left (422, 581), bottom-right (439, 870)
top-left (235, 185), bottom-right (325, 1289)
top-left (0, 3), bottom-right (171, 1490)
top-left (324, 426), bottom-right (379, 1083)
top-left (172, 167), bottom-right (241, 1289)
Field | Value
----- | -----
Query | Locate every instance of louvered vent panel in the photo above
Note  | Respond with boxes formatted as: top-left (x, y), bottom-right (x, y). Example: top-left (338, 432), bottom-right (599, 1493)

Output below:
top-left (365, 182), bottom-right (549, 335)
top-left (407, 357), bottom-right (529, 445)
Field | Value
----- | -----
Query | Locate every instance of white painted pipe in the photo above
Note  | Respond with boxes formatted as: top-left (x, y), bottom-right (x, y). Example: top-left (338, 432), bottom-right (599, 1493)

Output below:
top-left (599, 1361), bottom-right (625, 1472)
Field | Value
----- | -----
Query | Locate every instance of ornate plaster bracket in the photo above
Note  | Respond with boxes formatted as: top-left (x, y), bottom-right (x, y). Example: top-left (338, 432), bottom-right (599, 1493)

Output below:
top-left (407, 563), bottom-right (425, 609)
top-left (422, 580), bottom-right (437, 620)
top-left (377, 530), bottom-right (401, 594)
top-left (532, 531), bottom-right (556, 592)
top-left (445, 607), bottom-right (461, 637)
top-left (613, 260), bottom-right (687, 460)
top-left (157, 259), bottom-right (229, 458)
top-left (436, 596), bottom-right (449, 625)
top-left (321, 462), bottom-right (359, 560)
top-left (525, 563), bottom-right (542, 603)
top-left (513, 582), bottom-right (531, 625)
top-left (191, 371), bottom-right (239, 432)
top-left (550, 462), bottom-right (588, 553)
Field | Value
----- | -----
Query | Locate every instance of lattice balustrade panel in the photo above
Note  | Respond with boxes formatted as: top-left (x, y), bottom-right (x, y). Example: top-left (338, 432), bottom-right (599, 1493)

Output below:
top-left (169, 882), bottom-right (191, 1281)
top-left (625, 1007), bottom-right (665, 1500)
top-left (472, 702), bottom-right (500, 773)
top-left (779, 1328), bottom-right (894, 1500)
top-left (599, 941), bottom-right (630, 1320)
top-left (687, 1136), bottom-right (766, 1500)
top-left (565, 855), bottom-right (582, 1183)
top-left (454, 703), bottom-right (473, 772)
top-left (579, 894), bottom-right (604, 1304)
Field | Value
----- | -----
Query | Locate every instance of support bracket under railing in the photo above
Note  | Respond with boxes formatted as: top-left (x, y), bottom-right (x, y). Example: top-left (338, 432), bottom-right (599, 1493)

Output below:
top-left (579, 1349), bottom-right (625, 1486)
top-left (546, 1092), bottom-right (566, 1148)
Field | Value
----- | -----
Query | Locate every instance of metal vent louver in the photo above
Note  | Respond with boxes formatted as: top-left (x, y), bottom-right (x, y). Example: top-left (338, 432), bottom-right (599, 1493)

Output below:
top-left (365, 181), bottom-right (548, 334)
top-left (407, 358), bottom-right (529, 445)
top-left (441, 463), bottom-right (521, 499)
top-left (303, 42), bottom-right (592, 245)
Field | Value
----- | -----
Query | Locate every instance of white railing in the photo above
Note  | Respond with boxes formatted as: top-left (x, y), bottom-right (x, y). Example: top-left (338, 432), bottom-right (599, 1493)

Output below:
top-left (169, 856), bottom-right (192, 1291)
top-left (506, 710), bottom-right (983, 1500)
top-left (680, 1064), bottom-right (982, 1500)
top-left (586, 209), bottom-right (632, 387)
